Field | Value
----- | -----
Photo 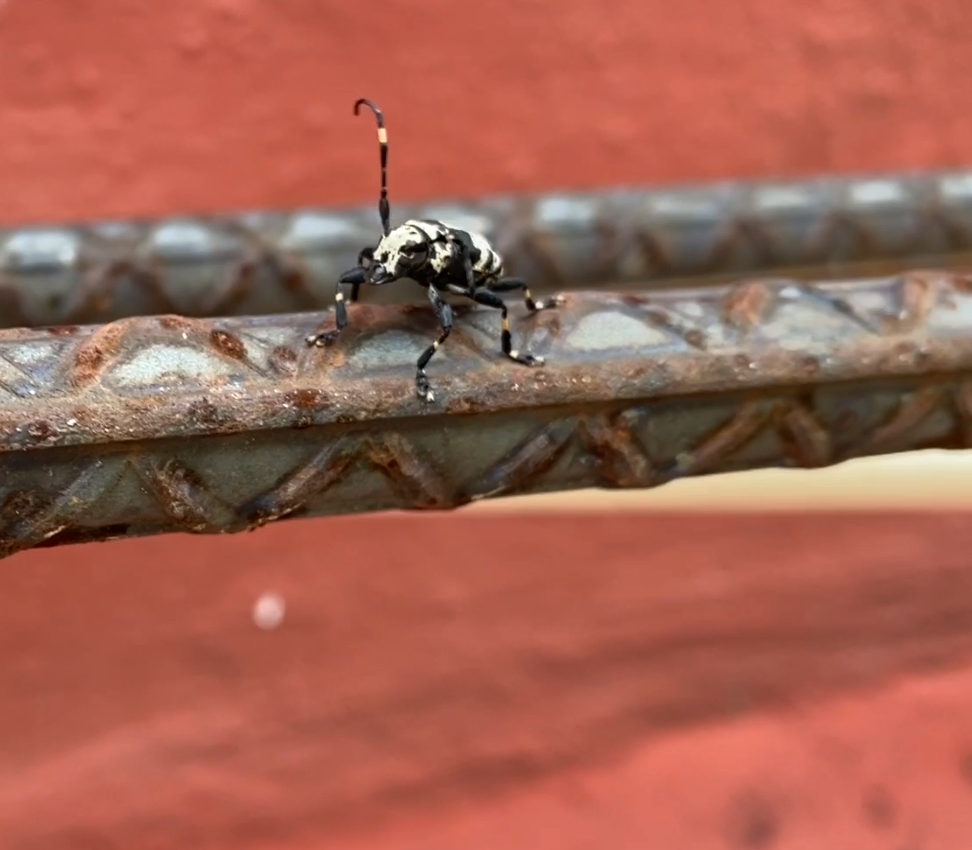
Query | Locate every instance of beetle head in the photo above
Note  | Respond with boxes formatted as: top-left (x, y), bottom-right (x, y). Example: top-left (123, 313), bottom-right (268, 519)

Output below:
top-left (369, 225), bottom-right (430, 283)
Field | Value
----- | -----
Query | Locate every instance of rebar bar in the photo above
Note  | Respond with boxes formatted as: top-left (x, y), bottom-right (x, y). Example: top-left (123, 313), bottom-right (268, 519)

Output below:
top-left (7, 169), bottom-right (972, 328)
top-left (1, 269), bottom-right (971, 559)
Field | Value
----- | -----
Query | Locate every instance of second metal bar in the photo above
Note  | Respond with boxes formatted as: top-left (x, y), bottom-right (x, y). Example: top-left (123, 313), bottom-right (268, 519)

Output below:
top-left (4, 168), bottom-right (972, 328)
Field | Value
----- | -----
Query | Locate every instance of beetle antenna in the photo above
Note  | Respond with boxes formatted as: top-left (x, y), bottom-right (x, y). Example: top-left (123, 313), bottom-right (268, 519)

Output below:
top-left (354, 98), bottom-right (391, 236)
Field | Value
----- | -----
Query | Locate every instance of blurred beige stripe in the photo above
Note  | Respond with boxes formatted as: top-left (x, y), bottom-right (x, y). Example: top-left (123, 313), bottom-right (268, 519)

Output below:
top-left (467, 449), bottom-right (972, 512)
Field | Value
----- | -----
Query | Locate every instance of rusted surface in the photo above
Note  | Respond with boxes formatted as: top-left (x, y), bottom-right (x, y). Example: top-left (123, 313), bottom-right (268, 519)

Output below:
top-left (2, 270), bottom-right (972, 558)
top-left (5, 170), bottom-right (972, 327)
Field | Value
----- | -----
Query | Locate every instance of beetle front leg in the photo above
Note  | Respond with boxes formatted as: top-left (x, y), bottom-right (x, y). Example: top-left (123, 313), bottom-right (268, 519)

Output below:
top-left (348, 247), bottom-right (375, 303)
top-left (305, 266), bottom-right (365, 347)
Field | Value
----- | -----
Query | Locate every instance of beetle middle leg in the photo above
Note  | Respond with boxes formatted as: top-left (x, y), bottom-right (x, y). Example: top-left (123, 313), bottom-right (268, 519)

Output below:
top-left (447, 237), bottom-right (543, 365)
top-left (459, 287), bottom-right (544, 367)
top-left (486, 277), bottom-right (564, 311)
top-left (415, 284), bottom-right (453, 403)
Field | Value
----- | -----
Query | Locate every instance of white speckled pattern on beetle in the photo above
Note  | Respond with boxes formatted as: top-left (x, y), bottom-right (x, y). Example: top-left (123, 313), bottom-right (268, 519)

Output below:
top-left (373, 219), bottom-right (501, 282)
top-left (306, 98), bottom-right (564, 404)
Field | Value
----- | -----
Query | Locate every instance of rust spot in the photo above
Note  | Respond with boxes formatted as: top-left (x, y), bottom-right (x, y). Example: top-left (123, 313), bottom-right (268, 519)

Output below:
top-left (25, 420), bottom-right (55, 442)
top-left (894, 341), bottom-right (918, 361)
top-left (776, 398), bottom-right (831, 467)
top-left (68, 408), bottom-right (92, 427)
top-left (125, 394), bottom-right (165, 413)
top-left (311, 343), bottom-right (349, 370)
top-left (288, 388), bottom-right (327, 411)
top-left (896, 272), bottom-right (940, 329)
top-left (684, 328), bottom-right (705, 348)
top-left (157, 314), bottom-right (196, 332)
top-left (46, 325), bottom-right (80, 336)
top-left (644, 308), bottom-right (706, 349)
top-left (71, 322), bottom-right (128, 388)
top-left (445, 395), bottom-right (492, 415)
top-left (867, 386), bottom-right (943, 450)
top-left (209, 329), bottom-right (246, 361)
top-left (0, 490), bottom-right (41, 524)
top-left (74, 347), bottom-right (105, 381)
top-left (861, 784), bottom-right (897, 830)
top-left (951, 273), bottom-right (972, 293)
top-left (138, 458), bottom-right (217, 532)
top-left (724, 281), bottom-right (774, 331)
top-left (160, 459), bottom-right (209, 492)
top-left (186, 398), bottom-right (222, 426)
top-left (270, 345), bottom-right (298, 375)
top-left (620, 292), bottom-right (652, 307)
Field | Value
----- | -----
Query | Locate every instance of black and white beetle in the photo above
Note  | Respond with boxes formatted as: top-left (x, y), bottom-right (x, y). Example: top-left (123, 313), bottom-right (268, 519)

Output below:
top-left (305, 97), bottom-right (562, 403)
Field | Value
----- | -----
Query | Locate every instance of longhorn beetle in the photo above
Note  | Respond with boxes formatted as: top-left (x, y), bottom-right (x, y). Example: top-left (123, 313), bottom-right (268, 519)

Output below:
top-left (305, 97), bottom-right (562, 403)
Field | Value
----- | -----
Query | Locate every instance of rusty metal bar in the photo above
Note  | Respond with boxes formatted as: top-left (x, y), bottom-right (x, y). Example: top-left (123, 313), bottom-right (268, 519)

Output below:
top-left (6, 169), bottom-right (972, 328)
top-left (1, 269), bottom-right (971, 560)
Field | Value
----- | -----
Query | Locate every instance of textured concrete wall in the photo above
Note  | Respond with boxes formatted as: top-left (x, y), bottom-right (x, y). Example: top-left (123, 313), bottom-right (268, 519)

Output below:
top-left (4, 2), bottom-right (972, 849)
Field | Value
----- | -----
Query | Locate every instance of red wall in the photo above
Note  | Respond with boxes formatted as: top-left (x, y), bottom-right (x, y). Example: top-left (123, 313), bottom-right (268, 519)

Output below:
top-left (0, 0), bottom-right (969, 223)
top-left (5, 2), bottom-right (972, 848)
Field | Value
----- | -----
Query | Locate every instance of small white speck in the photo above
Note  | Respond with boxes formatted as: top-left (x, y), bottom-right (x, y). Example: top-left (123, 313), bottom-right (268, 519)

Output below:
top-left (182, 332), bottom-right (188, 340)
top-left (253, 592), bottom-right (285, 630)
top-left (66, 418), bottom-right (77, 426)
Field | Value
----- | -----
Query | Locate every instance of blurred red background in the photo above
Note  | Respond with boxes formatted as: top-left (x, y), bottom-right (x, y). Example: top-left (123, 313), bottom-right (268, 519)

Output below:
top-left (4, 1), bottom-right (972, 848)
top-left (0, 0), bottom-right (969, 222)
